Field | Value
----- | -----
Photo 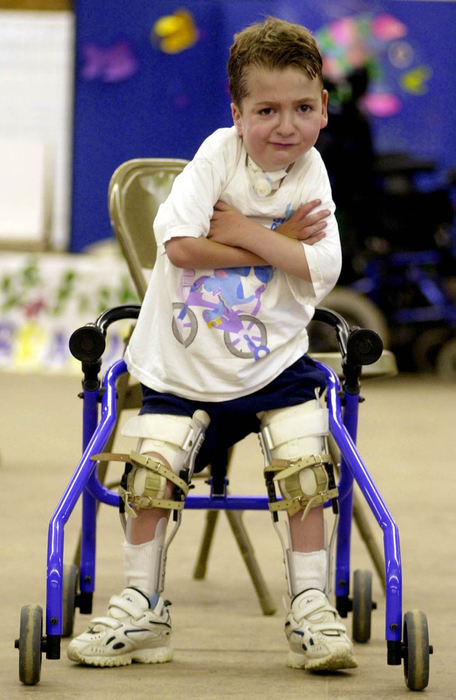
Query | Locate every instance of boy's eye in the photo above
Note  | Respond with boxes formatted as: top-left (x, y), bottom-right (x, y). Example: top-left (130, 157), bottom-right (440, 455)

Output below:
top-left (259, 107), bottom-right (273, 115)
top-left (298, 104), bottom-right (311, 113)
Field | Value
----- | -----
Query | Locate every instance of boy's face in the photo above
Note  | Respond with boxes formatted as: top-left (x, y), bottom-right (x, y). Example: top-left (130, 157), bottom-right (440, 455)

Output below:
top-left (232, 65), bottom-right (328, 172)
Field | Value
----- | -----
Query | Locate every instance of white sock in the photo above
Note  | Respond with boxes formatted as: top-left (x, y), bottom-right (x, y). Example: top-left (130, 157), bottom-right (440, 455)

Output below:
top-left (290, 549), bottom-right (327, 595)
top-left (123, 518), bottom-right (167, 597)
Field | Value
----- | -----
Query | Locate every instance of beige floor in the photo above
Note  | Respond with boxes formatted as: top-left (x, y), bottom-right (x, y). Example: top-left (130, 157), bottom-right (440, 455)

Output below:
top-left (1, 370), bottom-right (454, 698)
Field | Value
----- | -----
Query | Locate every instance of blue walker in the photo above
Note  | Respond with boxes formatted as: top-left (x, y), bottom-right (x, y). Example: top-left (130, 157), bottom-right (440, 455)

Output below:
top-left (15, 305), bottom-right (432, 690)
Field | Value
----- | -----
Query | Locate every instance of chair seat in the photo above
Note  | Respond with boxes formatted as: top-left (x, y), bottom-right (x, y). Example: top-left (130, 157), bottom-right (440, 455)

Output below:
top-left (312, 350), bottom-right (397, 379)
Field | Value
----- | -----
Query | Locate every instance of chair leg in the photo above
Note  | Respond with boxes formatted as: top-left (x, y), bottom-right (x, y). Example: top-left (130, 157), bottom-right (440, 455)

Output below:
top-left (192, 510), bottom-right (220, 580)
top-left (352, 489), bottom-right (386, 591)
top-left (225, 510), bottom-right (277, 616)
top-left (193, 509), bottom-right (276, 615)
top-left (329, 435), bottom-right (385, 591)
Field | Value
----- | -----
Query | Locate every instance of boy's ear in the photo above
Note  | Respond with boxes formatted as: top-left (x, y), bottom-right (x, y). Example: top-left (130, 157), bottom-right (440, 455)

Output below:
top-left (231, 103), bottom-right (243, 136)
top-left (320, 89), bottom-right (329, 129)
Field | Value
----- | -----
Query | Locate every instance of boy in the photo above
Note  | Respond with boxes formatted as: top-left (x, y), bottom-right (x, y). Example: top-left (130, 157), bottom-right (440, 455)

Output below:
top-left (68, 17), bottom-right (357, 673)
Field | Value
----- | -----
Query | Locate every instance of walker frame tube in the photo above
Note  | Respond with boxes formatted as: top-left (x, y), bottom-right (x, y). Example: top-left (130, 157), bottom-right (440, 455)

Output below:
top-left (333, 389), bottom-right (358, 606)
top-left (45, 359), bottom-right (125, 644)
top-left (318, 361), bottom-right (402, 644)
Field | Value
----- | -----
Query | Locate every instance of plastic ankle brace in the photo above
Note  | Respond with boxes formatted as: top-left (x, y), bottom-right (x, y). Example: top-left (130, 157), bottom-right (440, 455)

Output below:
top-left (290, 549), bottom-right (327, 595)
top-left (123, 517), bottom-right (167, 596)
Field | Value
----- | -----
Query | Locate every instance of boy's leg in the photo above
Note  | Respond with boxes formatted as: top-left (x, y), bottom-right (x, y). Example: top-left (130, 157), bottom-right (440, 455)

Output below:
top-left (259, 400), bottom-right (357, 672)
top-left (67, 412), bottom-right (203, 668)
top-left (123, 453), bottom-right (175, 598)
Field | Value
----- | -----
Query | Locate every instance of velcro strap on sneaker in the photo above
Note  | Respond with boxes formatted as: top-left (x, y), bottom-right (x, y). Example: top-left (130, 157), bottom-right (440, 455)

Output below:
top-left (309, 621), bottom-right (347, 634)
top-left (293, 596), bottom-right (337, 619)
top-left (89, 616), bottom-right (121, 630)
top-left (108, 595), bottom-right (144, 619)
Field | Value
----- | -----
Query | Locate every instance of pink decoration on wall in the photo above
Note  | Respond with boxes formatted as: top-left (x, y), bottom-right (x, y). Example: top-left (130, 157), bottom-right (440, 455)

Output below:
top-left (361, 92), bottom-right (402, 117)
top-left (81, 39), bottom-right (139, 83)
top-left (371, 14), bottom-right (408, 42)
top-left (328, 17), bottom-right (358, 45)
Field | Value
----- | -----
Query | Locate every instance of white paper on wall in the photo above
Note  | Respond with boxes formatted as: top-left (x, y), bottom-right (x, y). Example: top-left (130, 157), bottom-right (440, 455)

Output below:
top-left (0, 137), bottom-right (47, 242)
top-left (0, 10), bottom-right (74, 249)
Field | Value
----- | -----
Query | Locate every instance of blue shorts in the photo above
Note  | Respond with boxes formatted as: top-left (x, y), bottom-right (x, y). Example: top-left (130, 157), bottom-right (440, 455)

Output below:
top-left (139, 354), bottom-right (326, 473)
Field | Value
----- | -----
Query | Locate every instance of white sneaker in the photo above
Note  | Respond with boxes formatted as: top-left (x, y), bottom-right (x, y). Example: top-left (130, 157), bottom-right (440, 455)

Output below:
top-left (285, 589), bottom-right (357, 671)
top-left (67, 588), bottom-right (172, 667)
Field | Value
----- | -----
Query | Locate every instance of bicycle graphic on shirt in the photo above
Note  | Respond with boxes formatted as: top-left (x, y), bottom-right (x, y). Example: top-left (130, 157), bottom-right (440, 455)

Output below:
top-left (171, 266), bottom-right (272, 360)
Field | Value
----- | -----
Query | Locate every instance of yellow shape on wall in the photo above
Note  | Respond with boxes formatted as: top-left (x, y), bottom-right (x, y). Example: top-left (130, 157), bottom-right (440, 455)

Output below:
top-left (152, 8), bottom-right (198, 54)
top-left (400, 65), bottom-right (432, 95)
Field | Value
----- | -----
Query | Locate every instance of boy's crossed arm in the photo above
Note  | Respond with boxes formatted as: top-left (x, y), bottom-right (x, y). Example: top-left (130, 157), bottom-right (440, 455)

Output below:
top-left (165, 200), bottom-right (329, 279)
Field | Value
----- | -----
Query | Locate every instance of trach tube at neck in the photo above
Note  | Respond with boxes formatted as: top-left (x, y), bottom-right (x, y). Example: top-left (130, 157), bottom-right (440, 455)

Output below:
top-left (247, 156), bottom-right (288, 197)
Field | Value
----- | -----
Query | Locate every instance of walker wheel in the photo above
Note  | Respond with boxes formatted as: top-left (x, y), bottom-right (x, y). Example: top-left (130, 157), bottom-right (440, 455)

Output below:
top-left (16, 604), bottom-right (43, 686)
top-left (352, 569), bottom-right (374, 643)
top-left (62, 564), bottom-right (78, 637)
top-left (403, 609), bottom-right (432, 691)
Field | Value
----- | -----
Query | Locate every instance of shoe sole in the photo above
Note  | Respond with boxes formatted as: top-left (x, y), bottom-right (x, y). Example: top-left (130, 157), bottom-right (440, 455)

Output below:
top-left (288, 649), bottom-right (358, 672)
top-left (67, 645), bottom-right (173, 667)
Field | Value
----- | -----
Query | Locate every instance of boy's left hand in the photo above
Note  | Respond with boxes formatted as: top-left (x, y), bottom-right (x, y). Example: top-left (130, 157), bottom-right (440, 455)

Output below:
top-left (208, 201), bottom-right (252, 246)
top-left (276, 200), bottom-right (329, 243)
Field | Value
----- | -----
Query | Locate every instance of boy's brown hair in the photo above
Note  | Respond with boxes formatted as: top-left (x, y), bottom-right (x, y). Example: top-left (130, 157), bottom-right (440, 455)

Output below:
top-left (228, 17), bottom-right (323, 108)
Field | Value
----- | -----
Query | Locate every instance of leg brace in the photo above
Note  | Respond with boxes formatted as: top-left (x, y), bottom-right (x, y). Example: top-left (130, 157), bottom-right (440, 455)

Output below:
top-left (118, 410), bottom-right (210, 517)
top-left (258, 400), bottom-right (338, 597)
top-left (119, 453), bottom-right (189, 518)
top-left (259, 401), bottom-right (338, 521)
top-left (94, 410), bottom-right (210, 518)
top-left (102, 410), bottom-right (210, 596)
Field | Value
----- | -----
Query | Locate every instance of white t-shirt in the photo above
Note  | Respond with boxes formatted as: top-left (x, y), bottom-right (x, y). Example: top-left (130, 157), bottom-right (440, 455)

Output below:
top-left (125, 127), bottom-right (341, 401)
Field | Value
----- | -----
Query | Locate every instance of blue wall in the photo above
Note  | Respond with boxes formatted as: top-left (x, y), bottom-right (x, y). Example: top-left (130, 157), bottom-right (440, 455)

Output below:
top-left (71, 0), bottom-right (456, 252)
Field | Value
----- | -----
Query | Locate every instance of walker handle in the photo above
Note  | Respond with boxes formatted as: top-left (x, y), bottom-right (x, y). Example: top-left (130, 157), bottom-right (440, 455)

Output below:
top-left (69, 304), bottom-right (141, 363)
top-left (313, 307), bottom-right (383, 366)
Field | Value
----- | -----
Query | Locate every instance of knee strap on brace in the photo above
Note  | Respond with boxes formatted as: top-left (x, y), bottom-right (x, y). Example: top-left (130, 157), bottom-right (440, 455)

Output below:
top-left (92, 451), bottom-right (190, 518)
top-left (120, 451), bottom-right (190, 518)
top-left (258, 400), bottom-right (337, 521)
top-left (93, 410), bottom-right (210, 518)
top-left (123, 409), bottom-right (210, 514)
top-left (265, 453), bottom-right (338, 521)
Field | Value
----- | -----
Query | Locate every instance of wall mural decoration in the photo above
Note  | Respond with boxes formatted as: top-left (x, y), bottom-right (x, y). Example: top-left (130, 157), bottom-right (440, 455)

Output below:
top-left (70, 1), bottom-right (456, 253)
top-left (316, 12), bottom-right (433, 117)
top-left (0, 254), bottom-right (138, 372)
top-left (151, 7), bottom-right (199, 54)
top-left (80, 38), bottom-right (139, 83)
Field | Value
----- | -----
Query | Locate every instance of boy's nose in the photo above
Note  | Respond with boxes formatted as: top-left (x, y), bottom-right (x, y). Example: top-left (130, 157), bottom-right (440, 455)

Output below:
top-left (276, 112), bottom-right (295, 135)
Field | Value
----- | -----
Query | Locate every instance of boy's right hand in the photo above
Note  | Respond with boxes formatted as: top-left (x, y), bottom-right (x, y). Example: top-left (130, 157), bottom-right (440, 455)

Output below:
top-left (277, 200), bottom-right (329, 244)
